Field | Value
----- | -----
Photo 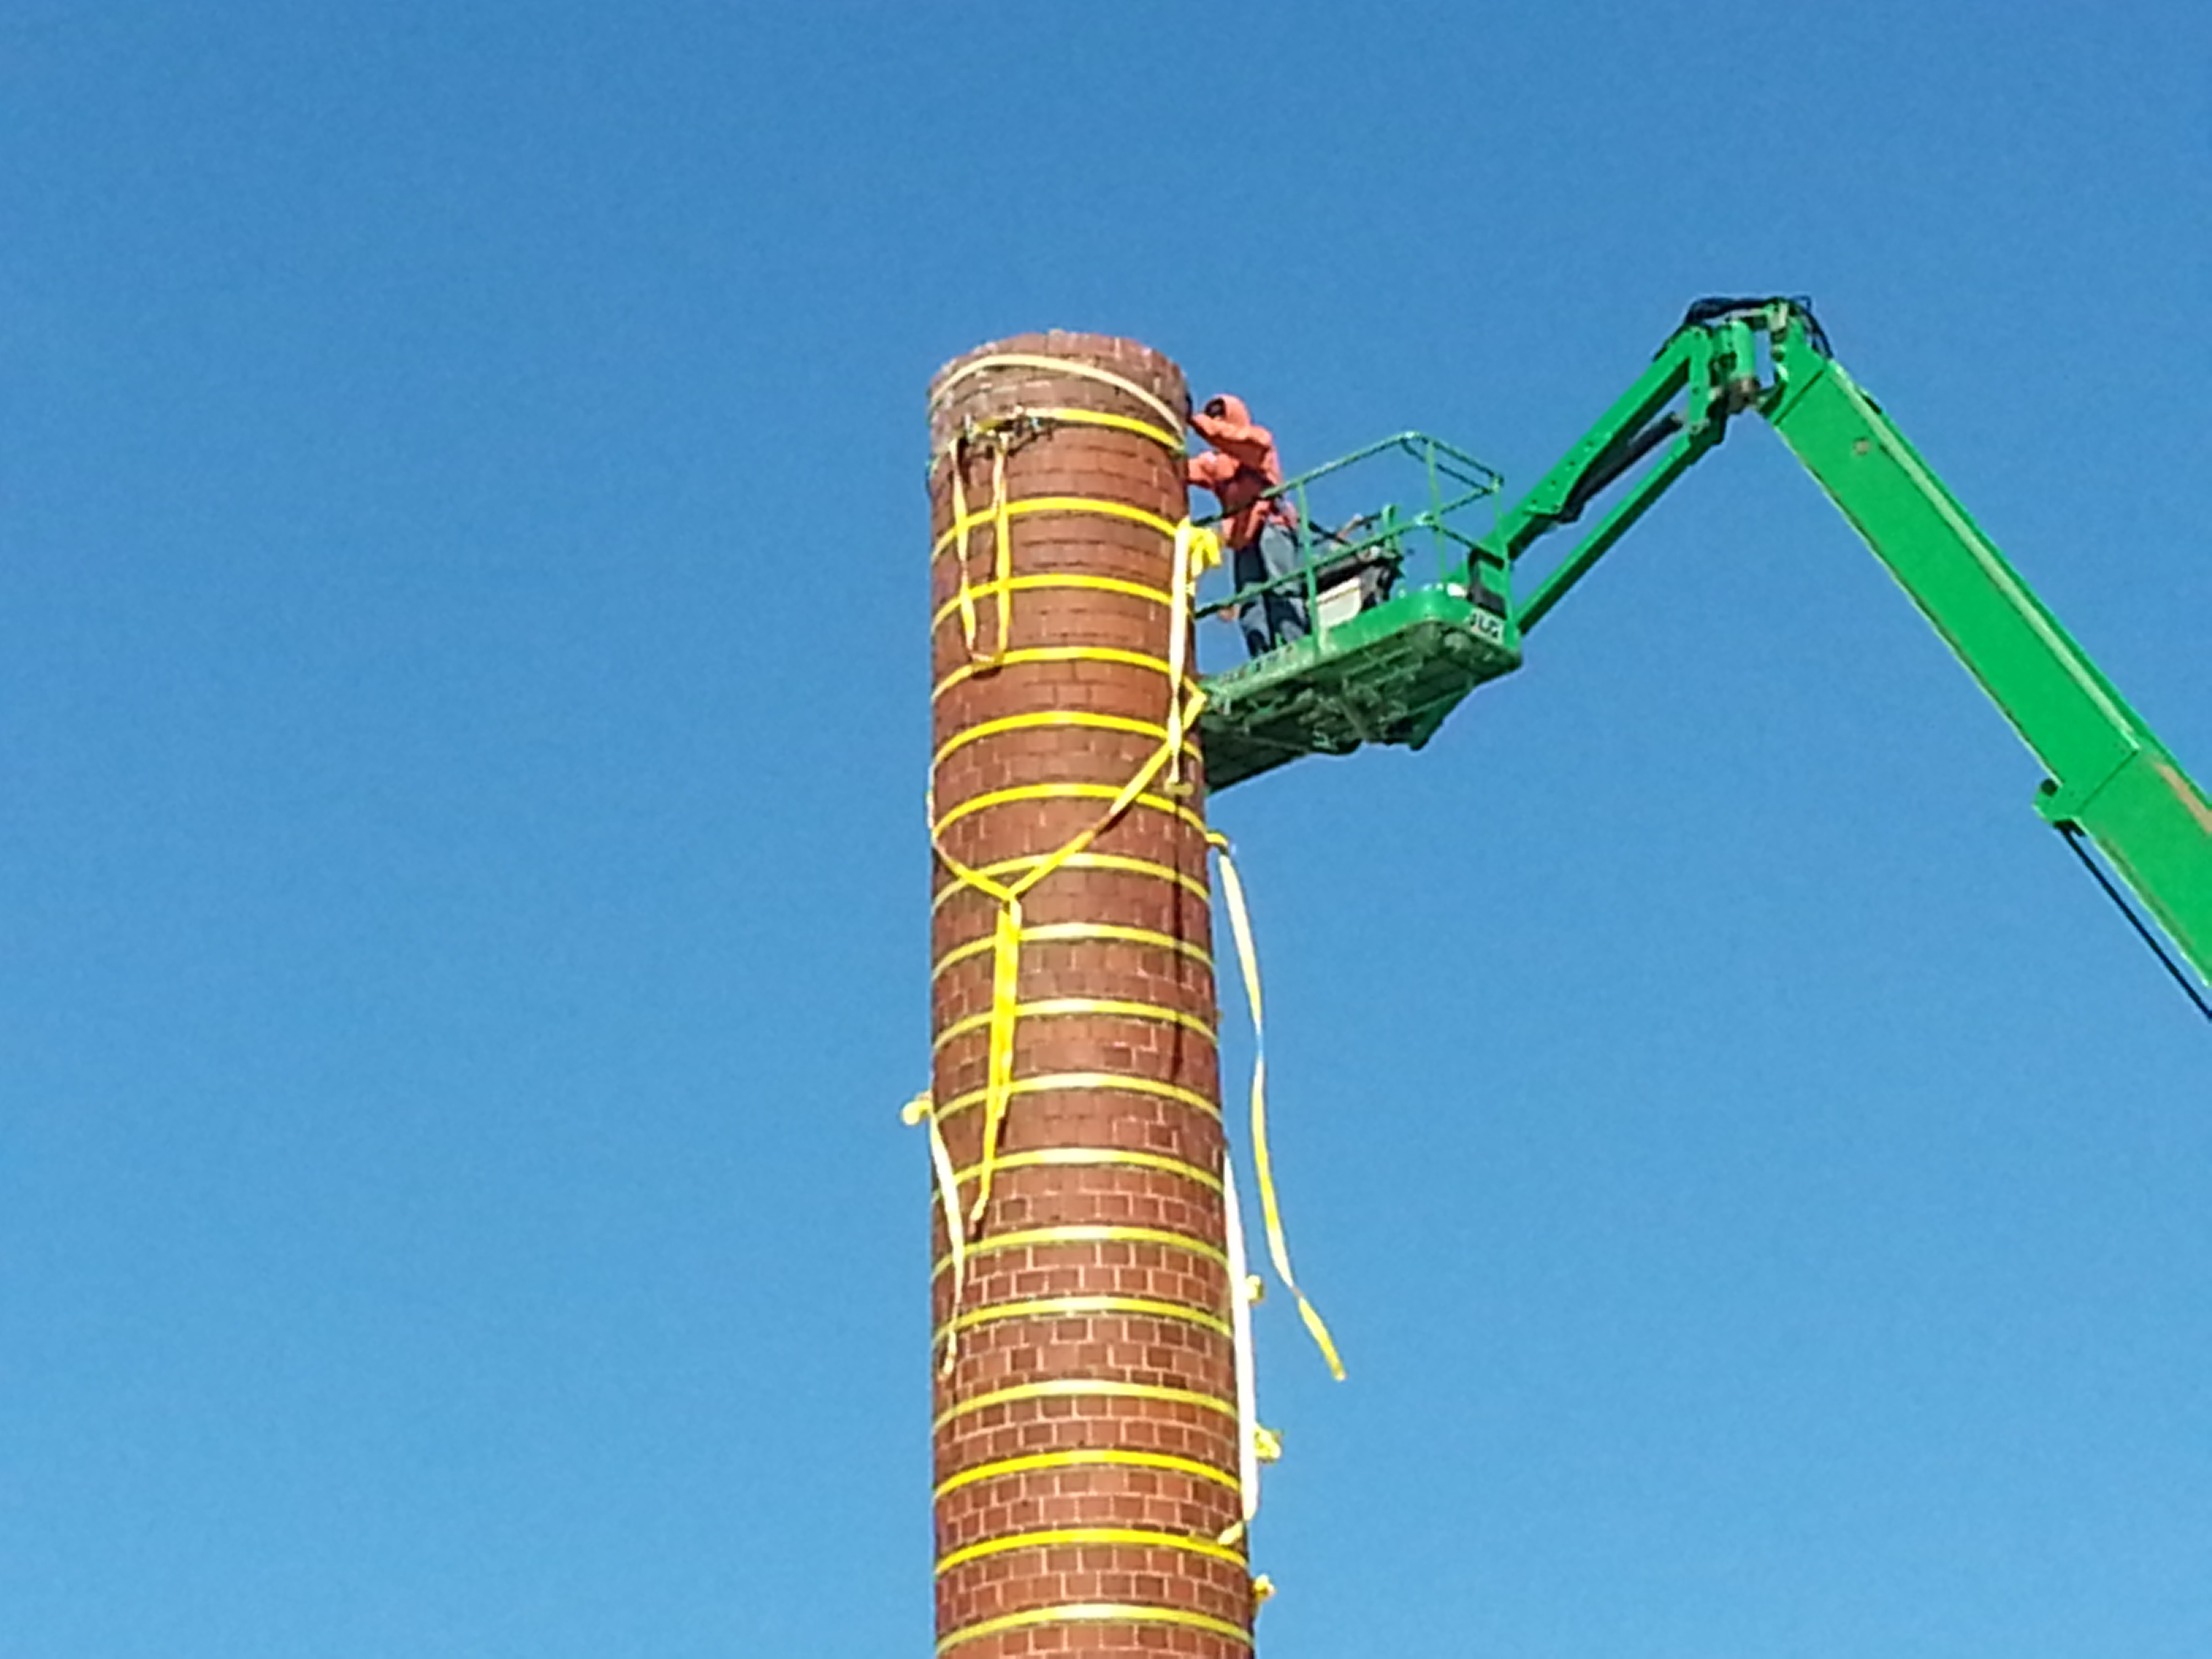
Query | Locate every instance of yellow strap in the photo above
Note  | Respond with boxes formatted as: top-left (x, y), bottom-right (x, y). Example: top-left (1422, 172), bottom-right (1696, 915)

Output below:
top-left (902, 1093), bottom-right (968, 1376)
top-left (931, 1070), bottom-right (1218, 1125)
top-left (987, 446), bottom-right (1012, 663)
top-left (947, 435), bottom-right (1115, 670)
top-left (932, 1223), bottom-right (1229, 1279)
top-left (935, 644), bottom-right (1190, 702)
top-left (931, 778), bottom-right (1209, 839)
top-left (931, 996), bottom-right (1215, 1056)
top-left (926, 488), bottom-right (1210, 1267)
top-left (945, 436), bottom-right (1011, 666)
top-left (947, 1145), bottom-right (1221, 1193)
top-left (948, 443), bottom-right (977, 655)
top-left (933, 1447), bottom-right (1239, 1500)
top-left (1211, 834), bottom-right (1347, 1382)
top-left (1025, 405), bottom-right (1181, 450)
top-left (931, 849), bottom-right (1209, 914)
top-left (936, 1293), bottom-right (1232, 1345)
top-left (947, 404), bottom-right (1183, 455)
top-left (931, 710), bottom-right (1171, 772)
top-left (937, 1525), bottom-right (1244, 1576)
top-left (930, 493), bottom-right (1181, 561)
top-left (938, 1603), bottom-right (1248, 1656)
top-left (1221, 1147), bottom-right (1262, 1546)
top-left (930, 351), bottom-right (1186, 438)
top-left (933, 359), bottom-right (1185, 680)
top-left (933, 1376), bottom-right (1236, 1431)
top-left (930, 573), bottom-right (1174, 634)
top-left (928, 678), bottom-right (1204, 1227)
top-left (1166, 519), bottom-right (1222, 787)
top-left (933, 922), bottom-right (1210, 983)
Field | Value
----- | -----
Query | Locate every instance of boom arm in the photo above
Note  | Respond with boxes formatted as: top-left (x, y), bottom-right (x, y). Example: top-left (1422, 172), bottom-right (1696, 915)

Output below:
top-left (1468, 298), bottom-right (2212, 990)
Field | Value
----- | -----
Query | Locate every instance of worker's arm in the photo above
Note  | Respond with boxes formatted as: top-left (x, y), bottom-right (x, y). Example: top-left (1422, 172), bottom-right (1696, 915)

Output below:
top-left (1186, 449), bottom-right (1239, 491)
top-left (1190, 409), bottom-right (1276, 472)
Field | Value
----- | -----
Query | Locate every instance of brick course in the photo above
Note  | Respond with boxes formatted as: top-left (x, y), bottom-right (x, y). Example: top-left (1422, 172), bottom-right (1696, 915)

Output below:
top-left (926, 333), bottom-right (1248, 1658)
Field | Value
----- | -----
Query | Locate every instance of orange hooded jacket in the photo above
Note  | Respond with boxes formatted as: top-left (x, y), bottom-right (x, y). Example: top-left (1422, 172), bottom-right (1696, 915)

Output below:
top-left (1187, 395), bottom-right (1297, 550)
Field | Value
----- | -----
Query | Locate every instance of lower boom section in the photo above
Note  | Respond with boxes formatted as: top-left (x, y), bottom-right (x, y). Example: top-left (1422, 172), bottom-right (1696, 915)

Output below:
top-left (1767, 341), bottom-right (2212, 989)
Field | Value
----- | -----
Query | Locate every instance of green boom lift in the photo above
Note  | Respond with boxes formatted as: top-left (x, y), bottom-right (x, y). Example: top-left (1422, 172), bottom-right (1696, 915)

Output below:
top-left (1193, 296), bottom-right (2212, 1002)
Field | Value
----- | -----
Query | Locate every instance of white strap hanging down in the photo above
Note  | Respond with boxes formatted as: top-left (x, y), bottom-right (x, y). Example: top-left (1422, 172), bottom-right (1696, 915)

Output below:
top-left (1220, 1151), bottom-right (1261, 1545)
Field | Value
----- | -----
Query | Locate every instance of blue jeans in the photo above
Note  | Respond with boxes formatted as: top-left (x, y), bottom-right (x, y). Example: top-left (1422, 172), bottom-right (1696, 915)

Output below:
top-left (1234, 523), bottom-right (1309, 657)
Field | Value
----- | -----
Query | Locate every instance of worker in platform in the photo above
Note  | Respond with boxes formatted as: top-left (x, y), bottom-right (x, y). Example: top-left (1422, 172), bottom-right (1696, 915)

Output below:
top-left (1188, 395), bottom-right (1309, 657)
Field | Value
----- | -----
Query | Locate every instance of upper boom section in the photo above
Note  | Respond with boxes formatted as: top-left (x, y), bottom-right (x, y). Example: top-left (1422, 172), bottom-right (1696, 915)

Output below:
top-left (1465, 296), bottom-right (2212, 988)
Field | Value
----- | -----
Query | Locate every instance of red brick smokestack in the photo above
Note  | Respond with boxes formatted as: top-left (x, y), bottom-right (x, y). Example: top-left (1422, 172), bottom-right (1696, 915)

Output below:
top-left (924, 334), bottom-right (1250, 1658)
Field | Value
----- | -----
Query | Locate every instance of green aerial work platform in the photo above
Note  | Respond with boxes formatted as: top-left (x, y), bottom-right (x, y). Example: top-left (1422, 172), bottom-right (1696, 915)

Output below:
top-left (1194, 433), bottom-right (1518, 790)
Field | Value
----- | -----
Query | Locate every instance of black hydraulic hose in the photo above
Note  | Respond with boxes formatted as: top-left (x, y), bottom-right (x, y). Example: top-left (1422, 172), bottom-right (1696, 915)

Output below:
top-left (1556, 411), bottom-right (1684, 525)
top-left (2057, 824), bottom-right (2212, 1023)
top-left (1677, 293), bottom-right (1832, 356)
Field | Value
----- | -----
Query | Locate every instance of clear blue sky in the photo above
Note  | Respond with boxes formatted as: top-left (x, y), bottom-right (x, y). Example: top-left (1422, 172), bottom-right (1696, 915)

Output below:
top-left (3, 4), bottom-right (2209, 1656)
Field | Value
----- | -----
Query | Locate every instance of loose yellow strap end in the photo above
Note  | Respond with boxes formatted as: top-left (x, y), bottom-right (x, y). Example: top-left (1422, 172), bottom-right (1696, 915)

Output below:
top-left (967, 898), bottom-right (1025, 1227)
top-left (1210, 834), bottom-right (1346, 1382)
top-left (903, 1091), bottom-right (970, 1374)
top-left (1295, 1296), bottom-right (1347, 1382)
